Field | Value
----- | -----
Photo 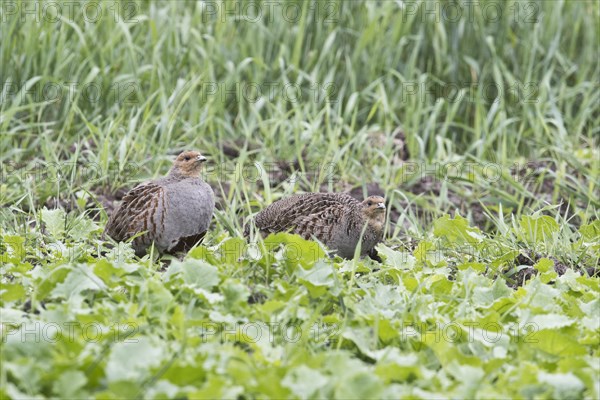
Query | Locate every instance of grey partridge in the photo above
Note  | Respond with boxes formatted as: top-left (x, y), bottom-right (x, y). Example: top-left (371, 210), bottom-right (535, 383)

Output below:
top-left (245, 193), bottom-right (386, 261)
top-left (103, 150), bottom-right (215, 256)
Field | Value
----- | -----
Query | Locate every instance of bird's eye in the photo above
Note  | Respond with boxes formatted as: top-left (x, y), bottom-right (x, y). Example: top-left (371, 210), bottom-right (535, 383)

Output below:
top-left (184, 156), bottom-right (191, 161)
top-left (367, 201), bottom-right (372, 206)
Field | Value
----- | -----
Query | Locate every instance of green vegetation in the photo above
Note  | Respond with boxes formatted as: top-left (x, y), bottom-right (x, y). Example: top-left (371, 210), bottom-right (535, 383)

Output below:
top-left (1, 0), bottom-right (598, 398)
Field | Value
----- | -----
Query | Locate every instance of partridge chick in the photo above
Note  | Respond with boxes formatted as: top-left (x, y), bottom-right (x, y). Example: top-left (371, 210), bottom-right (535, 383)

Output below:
top-left (246, 193), bottom-right (386, 261)
top-left (104, 150), bottom-right (215, 256)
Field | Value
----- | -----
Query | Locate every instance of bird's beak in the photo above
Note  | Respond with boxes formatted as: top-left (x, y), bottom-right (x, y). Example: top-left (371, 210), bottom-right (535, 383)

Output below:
top-left (196, 155), bottom-right (207, 163)
top-left (377, 202), bottom-right (386, 209)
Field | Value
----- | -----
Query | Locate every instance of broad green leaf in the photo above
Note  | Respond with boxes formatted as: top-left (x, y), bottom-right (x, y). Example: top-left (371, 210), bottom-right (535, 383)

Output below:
top-left (141, 278), bottom-right (174, 317)
top-left (534, 258), bottom-right (554, 273)
top-left (161, 359), bottom-right (206, 386)
top-left (221, 279), bottom-right (250, 310)
top-left (373, 348), bottom-right (421, 381)
top-left (447, 363), bottom-right (486, 399)
top-left (423, 332), bottom-right (483, 367)
top-left (93, 259), bottom-right (123, 283)
top-left (1, 235), bottom-right (26, 262)
top-left (218, 237), bottom-right (247, 264)
top-left (490, 249), bottom-right (520, 268)
top-left (413, 240), bottom-right (434, 263)
top-left (334, 372), bottom-right (383, 400)
top-left (41, 207), bottom-right (66, 238)
top-left (53, 370), bottom-right (87, 398)
top-left (433, 214), bottom-right (485, 244)
top-left (105, 336), bottom-right (165, 383)
top-left (413, 240), bottom-right (446, 267)
top-left (578, 220), bottom-right (600, 242)
top-left (472, 278), bottom-right (512, 306)
top-left (188, 245), bottom-right (220, 265)
top-left (34, 265), bottom-right (73, 300)
top-left (519, 215), bottom-right (560, 243)
top-left (282, 365), bottom-right (329, 399)
top-left (377, 244), bottom-right (415, 269)
top-left (528, 329), bottom-right (587, 356)
top-left (515, 280), bottom-right (562, 312)
top-left (51, 264), bottom-right (106, 300)
top-left (457, 262), bottom-right (486, 272)
top-left (579, 297), bottom-right (600, 319)
top-left (377, 318), bottom-right (399, 342)
top-left (429, 275), bottom-right (453, 295)
top-left (537, 372), bottom-right (585, 399)
top-left (190, 376), bottom-right (244, 399)
top-left (529, 314), bottom-right (575, 330)
top-left (264, 233), bottom-right (326, 268)
top-left (296, 260), bottom-right (339, 297)
top-left (67, 216), bottom-right (99, 239)
top-left (145, 380), bottom-right (182, 399)
top-left (0, 282), bottom-right (26, 303)
top-left (342, 326), bottom-right (377, 358)
top-left (164, 258), bottom-right (220, 290)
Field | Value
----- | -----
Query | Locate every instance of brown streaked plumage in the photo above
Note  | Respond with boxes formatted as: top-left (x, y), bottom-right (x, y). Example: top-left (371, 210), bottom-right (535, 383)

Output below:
top-left (245, 193), bottom-right (386, 261)
top-left (103, 150), bottom-right (215, 256)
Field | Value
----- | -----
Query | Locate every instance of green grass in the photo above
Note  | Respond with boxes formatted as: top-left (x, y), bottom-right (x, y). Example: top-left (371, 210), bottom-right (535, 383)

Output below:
top-left (1, 0), bottom-right (599, 398)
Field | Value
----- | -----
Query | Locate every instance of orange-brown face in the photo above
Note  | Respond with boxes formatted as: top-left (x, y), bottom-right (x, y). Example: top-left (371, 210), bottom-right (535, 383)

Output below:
top-left (362, 196), bottom-right (386, 220)
top-left (172, 150), bottom-right (207, 177)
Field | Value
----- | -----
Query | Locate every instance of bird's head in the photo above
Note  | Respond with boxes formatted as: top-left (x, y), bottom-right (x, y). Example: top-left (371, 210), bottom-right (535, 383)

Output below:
top-left (170, 150), bottom-right (207, 177)
top-left (361, 196), bottom-right (386, 223)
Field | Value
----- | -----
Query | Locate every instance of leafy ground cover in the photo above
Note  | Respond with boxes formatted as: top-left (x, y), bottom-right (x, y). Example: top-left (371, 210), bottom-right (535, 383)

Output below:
top-left (1, 0), bottom-right (599, 398)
